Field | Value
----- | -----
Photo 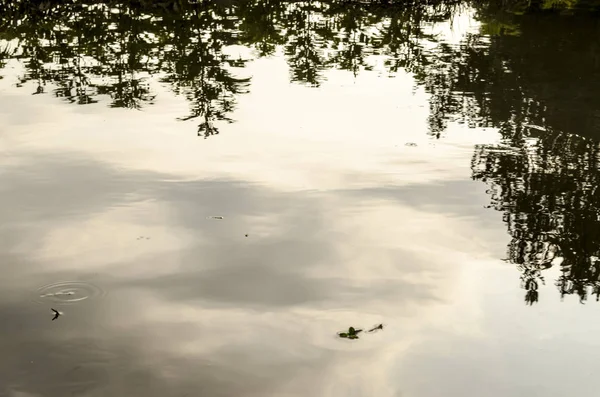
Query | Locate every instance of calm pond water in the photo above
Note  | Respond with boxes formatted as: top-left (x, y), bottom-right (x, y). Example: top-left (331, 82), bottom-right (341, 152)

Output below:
top-left (1, 1), bottom-right (600, 396)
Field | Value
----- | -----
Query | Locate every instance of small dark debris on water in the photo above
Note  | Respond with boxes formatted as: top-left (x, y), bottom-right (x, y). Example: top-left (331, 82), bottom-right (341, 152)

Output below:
top-left (338, 324), bottom-right (384, 339)
top-left (405, 142), bottom-right (417, 147)
top-left (51, 308), bottom-right (60, 321)
top-left (245, 234), bottom-right (249, 237)
top-left (210, 216), bottom-right (224, 220)
top-left (338, 326), bottom-right (362, 340)
top-left (136, 236), bottom-right (150, 240)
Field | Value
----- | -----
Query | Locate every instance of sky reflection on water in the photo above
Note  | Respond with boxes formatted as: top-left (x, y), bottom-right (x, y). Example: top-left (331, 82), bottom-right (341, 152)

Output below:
top-left (1, 1), bottom-right (600, 396)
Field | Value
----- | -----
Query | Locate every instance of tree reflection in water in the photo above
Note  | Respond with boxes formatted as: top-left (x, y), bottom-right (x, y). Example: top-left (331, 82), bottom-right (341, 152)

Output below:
top-left (0, 0), bottom-right (462, 135)
top-left (1, 0), bottom-right (599, 302)
top-left (462, 1), bottom-right (600, 304)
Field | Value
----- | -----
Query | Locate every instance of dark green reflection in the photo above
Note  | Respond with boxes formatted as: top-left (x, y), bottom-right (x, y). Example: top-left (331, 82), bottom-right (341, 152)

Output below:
top-left (473, 131), bottom-right (600, 305)
top-left (463, 2), bottom-right (600, 304)
top-left (2, 1), bottom-right (596, 138)
top-left (0, 0), bottom-right (462, 136)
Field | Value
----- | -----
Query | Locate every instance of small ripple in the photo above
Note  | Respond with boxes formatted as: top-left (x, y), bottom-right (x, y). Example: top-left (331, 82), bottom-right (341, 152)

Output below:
top-left (34, 281), bottom-right (105, 305)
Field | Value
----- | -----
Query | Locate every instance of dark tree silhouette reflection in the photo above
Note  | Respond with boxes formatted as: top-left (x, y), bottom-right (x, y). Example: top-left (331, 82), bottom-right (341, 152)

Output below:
top-left (156, 4), bottom-right (251, 137)
top-left (0, 0), bottom-right (252, 136)
top-left (0, 0), bottom-right (465, 135)
top-left (456, 2), bottom-right (600, 304)
top-left (473, 129), bottom-right (600, 304)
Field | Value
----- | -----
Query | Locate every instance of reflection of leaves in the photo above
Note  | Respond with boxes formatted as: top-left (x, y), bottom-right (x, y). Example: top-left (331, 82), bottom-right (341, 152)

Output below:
top-left (541, 0), bottom-right (579, 9)
top-left (473, 130), bottom-right (600, 304)
top-left (283, 2), bottom-right (328, 86)
top-left (0, 43), bottom-right (15, 73)
top-left (388, 0), bottom-right (600, 303)
top-left (0, 0), bottom-right (472, 136)
top-left (0, 0), bottom-right (251, 136)
top-left (238, 1), bottom-right (287, 57)
top-left (480, 20), bottom-right (521, 36)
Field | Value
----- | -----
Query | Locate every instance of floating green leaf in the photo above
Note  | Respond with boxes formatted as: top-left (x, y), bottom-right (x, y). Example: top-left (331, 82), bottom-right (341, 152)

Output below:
top-left (338, 326), bottom-right (366, 339)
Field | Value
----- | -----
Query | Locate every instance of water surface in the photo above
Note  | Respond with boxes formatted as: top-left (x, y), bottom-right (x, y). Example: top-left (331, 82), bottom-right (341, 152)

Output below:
top-left (1, 1), bottom-right (600, 396)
